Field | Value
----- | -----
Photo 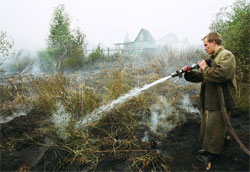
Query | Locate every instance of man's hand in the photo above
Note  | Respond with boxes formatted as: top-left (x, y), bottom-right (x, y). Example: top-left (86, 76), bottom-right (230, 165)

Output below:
top-left (182, 65), bottom-right (192, 72)
top-left (198, 59), bottom-right (208, 70)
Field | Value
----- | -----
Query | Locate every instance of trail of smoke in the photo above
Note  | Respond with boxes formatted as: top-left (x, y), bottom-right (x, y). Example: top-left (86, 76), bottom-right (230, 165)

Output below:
top-left (149, 96), bottom-right (177, 134)
top-left (0, 110), bottom-right (27, 124)
top-left (181, 94), bottom-right (199, 114)
top-left (77, 75), bottom-right (172, 127)
top-left (50, 103), bottom-right (71, 140)
top-left (0, 105), bottom-right (32, 124)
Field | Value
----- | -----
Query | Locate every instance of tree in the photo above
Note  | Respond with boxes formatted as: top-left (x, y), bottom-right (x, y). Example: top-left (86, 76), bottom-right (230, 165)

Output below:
top-left (0, 31), bottom-right (14, 73)
top-left (209, 0), bottom-right (250, 82)
top-left (45, 4), bottom-right (87, 71)
top-left (0, 31), bottom-right (14, 57)
top-left (48, 4), bottom-right (71, 49)
top-left (65, 28), bottom-right (87, 68)
top-left (47, 4), bottom-right (71, 71)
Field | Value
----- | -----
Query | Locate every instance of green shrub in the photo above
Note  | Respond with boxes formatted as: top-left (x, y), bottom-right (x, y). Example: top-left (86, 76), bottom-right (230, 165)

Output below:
top-left (88, 44), bottom-right (105, 62)
top-left (210, 0), bottom-right (250, 82)
top-left (63, 56), bottom-right (84, 68)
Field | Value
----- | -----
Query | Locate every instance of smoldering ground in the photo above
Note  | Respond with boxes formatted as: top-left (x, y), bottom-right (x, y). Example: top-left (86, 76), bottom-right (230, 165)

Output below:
top-left (0, 46), bottom-right (249, 171)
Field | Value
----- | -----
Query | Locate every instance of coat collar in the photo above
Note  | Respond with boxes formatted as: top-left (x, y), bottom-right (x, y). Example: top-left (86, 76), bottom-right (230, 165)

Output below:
top-left (210, 47), bottom-right (224, 59)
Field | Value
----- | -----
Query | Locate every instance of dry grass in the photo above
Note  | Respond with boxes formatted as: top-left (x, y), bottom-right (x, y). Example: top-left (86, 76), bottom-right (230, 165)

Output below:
top-left (0, 56), bottom-right (200, 171)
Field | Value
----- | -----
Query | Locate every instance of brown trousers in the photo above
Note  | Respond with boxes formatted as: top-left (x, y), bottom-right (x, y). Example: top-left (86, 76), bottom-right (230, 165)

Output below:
top-left (200, 109), bottom-right (230, 154)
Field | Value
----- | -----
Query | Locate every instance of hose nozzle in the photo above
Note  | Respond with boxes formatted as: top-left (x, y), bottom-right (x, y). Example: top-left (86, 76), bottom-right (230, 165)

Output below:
top-left (171, 59), bottom-right (211, 78)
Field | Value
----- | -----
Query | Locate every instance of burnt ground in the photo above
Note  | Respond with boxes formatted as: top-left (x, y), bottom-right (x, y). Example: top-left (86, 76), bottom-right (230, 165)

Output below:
top-left (0, 109), bottom-right (249, 171)
top-left (159, 110), bottom-right (250, 171)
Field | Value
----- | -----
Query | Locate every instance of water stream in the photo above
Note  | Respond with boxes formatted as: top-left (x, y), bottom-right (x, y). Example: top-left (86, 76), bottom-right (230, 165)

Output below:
top-left (77, 75), bottom-right (173, 127)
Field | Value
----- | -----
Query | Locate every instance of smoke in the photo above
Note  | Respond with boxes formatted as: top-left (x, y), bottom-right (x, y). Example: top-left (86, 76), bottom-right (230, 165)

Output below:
top-left (50, 103), bottom-right (71, 140)
top-left (148, 96), bottom-right (185, 136)
top-left (0, 104), bottom-right (32, 124)
top-left (144, 94), bottom-right (199, 140)
top-left (76, 75), bottom-right (172, 128)
top-left (28, 61), bottom-right (42, 76)
top-left (149, 96), bottom-right (173, 133)
top-left (0, 49), bottom-right (39, 76)
top-left (180, 94), bottom-right (199, 114)
top-left (0, 109), bottom-right (27, 124)
top-left (141, 131), bottom-right (149, 142)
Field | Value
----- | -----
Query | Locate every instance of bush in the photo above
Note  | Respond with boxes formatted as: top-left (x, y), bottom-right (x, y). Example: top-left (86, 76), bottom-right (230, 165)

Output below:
top-left (63, 56), bottom-right (84, 68)
top-left (210, 0), bottom-right (250, 82)
top-left (88, 44), bottom-right (105, 62)
top-left (209, 0), bottom-right (250, 111)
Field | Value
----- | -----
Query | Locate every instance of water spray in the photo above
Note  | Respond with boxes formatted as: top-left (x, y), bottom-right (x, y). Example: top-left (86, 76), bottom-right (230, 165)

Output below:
top-left (77, 58), bottom-right (250, 156)
top-left (77, 60), bottom-right (209, 127)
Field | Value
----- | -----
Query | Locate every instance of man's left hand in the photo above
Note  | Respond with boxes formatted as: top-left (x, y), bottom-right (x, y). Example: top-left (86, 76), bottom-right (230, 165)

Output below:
top-left (198, 59), bottom-right (208, 70)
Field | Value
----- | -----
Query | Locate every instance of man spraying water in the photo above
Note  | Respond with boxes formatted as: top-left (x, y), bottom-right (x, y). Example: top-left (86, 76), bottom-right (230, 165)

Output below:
top-left (77, 32), bottom-right (249, 160)
top-left (182, 32), bottom-right (238, 163)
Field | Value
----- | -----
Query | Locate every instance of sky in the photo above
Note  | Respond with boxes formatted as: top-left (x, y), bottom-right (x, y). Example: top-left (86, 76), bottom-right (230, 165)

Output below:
top-left (0, 0), bottom-right (236, 51)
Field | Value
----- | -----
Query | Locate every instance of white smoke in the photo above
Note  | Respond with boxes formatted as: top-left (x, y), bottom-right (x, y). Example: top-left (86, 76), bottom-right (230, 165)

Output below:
top-left (149, 97), bottom-right (174, 132)
top-left (181, 94), bottom-right (199, 114)
top-left (0, 104), bottom-right (32, 124)
top-left (148, 96), bottom-right (186, 136)
top-left (29, 61), bottom-right (42, 76)
top-left (50, 103), bottom-right (71, 140)
top-left (0, 110), bottom-right (27, 124)
top-left (141, 131), bottom-right (149, 142)
top-left (76, 75), bottom-right (172, 128)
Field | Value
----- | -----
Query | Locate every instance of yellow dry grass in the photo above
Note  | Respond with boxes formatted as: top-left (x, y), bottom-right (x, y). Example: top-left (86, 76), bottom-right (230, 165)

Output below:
top-left (0, 62), bottom-right (198, 171)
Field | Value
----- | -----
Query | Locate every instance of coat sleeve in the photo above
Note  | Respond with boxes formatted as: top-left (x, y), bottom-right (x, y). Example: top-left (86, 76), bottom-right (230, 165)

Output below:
top-left (184, 70), bottom-right (203, 83)
top-left (202, 52), bottom-right (235, 83)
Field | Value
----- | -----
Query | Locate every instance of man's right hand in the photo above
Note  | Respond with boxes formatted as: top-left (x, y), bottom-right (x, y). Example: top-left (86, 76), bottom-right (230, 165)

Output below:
top-left (182, 65), bottom-right (192, 72)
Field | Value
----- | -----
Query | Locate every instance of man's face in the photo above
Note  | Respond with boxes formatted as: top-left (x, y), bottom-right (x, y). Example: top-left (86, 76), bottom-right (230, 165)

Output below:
top-left (203, 38), bottom-right (216, 54)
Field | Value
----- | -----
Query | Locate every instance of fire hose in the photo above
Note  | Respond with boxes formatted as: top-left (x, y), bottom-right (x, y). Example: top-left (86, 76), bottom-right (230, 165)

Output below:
top-left (171, 59), bottom-right (250, 156)
top-left (216, 84), bottom-right (250, 156)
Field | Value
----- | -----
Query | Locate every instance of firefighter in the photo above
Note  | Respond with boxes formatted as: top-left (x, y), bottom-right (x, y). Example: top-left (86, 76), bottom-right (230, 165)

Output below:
top-left (182, 32), bottom-right (237, 163)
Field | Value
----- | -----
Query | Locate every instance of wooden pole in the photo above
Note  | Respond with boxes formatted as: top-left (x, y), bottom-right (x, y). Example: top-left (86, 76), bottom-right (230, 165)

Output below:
top-left (108, 47), bottom-right (109, 58)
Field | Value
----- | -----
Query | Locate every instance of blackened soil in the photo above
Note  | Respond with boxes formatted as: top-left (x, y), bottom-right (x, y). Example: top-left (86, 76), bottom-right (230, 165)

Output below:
top-left (0, 110), bottom-right (249, 171)
top-left (159, 111), bottom-right (250, 171)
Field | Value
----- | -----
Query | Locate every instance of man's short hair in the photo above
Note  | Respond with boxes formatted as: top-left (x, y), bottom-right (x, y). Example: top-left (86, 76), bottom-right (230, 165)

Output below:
top-left (202, 32), bottom-right (222, 45)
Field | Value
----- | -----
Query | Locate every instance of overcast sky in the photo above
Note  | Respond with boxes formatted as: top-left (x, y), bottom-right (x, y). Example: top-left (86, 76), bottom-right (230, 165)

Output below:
top-left (0, 0), bottom-right (236, 50)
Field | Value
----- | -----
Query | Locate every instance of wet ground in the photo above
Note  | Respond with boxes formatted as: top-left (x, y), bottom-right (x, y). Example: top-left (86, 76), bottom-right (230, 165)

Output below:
top-left (160, 111), bottom-right (249, 171)
top-left (0, 107), bottom-right (249, 171)
top-left (0, 67), bottom-right (249, 171)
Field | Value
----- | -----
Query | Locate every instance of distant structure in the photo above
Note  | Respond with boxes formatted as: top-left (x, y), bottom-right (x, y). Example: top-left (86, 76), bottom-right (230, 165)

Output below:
top-left (114, 29), bottom-right (189, 54)
top-left (158, 32), bottom-right (179, 45)
top-left (114, 28), bottom-right (156, 54)
top-left (158, 33), bottom-right (189, 49)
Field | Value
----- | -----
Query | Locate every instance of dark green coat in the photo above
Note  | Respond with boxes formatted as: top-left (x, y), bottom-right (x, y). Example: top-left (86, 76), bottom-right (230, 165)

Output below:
top-left (184, 47), bottom-right (237, 111)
